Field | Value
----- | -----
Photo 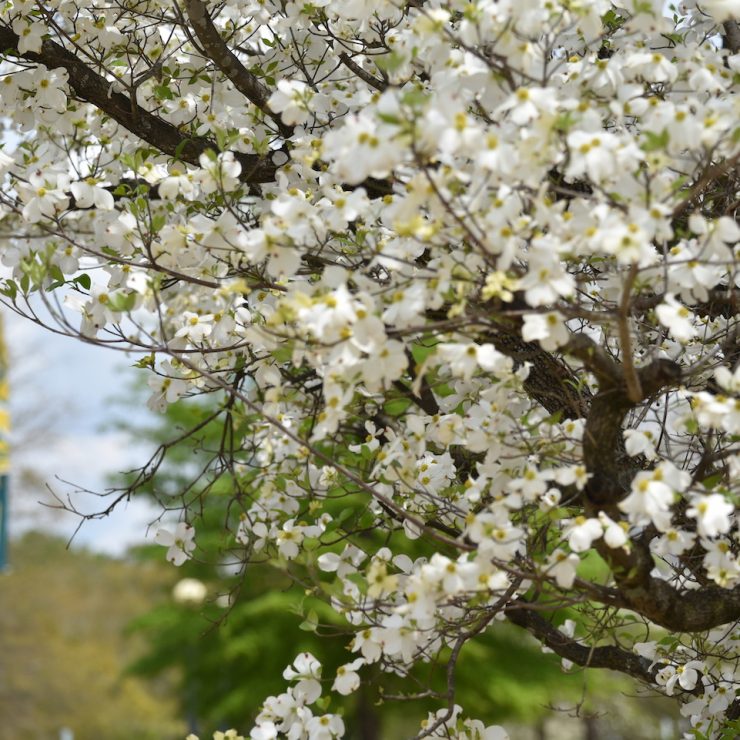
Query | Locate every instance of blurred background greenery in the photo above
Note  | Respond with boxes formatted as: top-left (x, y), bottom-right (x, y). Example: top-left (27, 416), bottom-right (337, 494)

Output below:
top-left (0, 532), bottom-right (184, 739)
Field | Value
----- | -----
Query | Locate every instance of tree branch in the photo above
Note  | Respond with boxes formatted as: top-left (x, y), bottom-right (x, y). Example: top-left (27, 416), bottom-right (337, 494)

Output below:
top-left (619, 577), bottom-right (740, 632)
top-left (618, 264), bottom-right (643, 403)
top-left (632, 286), bottom-right (739, 320)
top-left (338, 52), bottom-right (387, 92)
top-left (559, 335), bottom-right (740, 633)
top-left (0, 25), bottom-right (279, 186)
top-left (671, 150), bottom-right (740, 219)
top-left (489, 327), bottom-right (592, 420)
top-left (723, 20), bottom-right (740, 54)
top-left (507, 603), bottom-right (658, 685)
top-left (181, 0), bottom-right (294, 138)
top-left (566, 335), bottom-right (682, 507)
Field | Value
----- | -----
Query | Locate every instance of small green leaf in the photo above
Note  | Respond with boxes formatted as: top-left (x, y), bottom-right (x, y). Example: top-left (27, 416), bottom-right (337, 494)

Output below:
top-left (107, 292), bottom-right (137, 312)
top-left (377, 112), bottom-right (401, 125)
top-left (376, 51), bottom-right (406, 75)
top-left (48, 264), bottom-right (65, 284)
top-left (133, 354), bottom-right (155, 369)
top-left (0, 280), bottom-right (17, 300)
top-left (400, 87), bottom-right (429, 109)
top-left (298, 609), bottom-right (318, 632)
top-left (702, 473), bottom-right (724, 490)
top-left (174, 137), bottom-right (194, 160)
top-left (683, 417), bottom-right (699, 435)
top-left (553, 112), bottom-right (576, 132)
top-left (641, 129), bottom-right (670, 152)
top-left (74, 273), bottom-right (92, 290)
top-left (151, 214), bottom-right (166, 233)
top-left (153, 83), bottom-right (174, 100)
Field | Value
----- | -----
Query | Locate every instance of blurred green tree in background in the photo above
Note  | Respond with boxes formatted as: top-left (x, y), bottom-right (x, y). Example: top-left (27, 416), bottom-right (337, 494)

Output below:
top-left (0, 532), bottom-right (184, 740)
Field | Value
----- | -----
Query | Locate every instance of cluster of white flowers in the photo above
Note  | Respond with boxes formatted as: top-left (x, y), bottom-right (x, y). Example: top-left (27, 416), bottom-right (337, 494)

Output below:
top-left (1, 0), bottom-right (740, 735)
top-left (250, 653), bottom-right (345, 739)
top-left (632, 632), bottom-right (740, 736)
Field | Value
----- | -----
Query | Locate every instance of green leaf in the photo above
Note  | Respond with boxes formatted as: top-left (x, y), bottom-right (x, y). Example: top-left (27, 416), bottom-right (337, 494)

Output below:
top-left (383, 398), bottom-right (411, 416)
top-left (0, 280), bottom-right (17, 300)
top-left (133, 354), bottom-right (155, 369)
top-left (150, 214), bottom-right (166, 233)
top-left (298, 609), bottom-right (319, 632)
top-left (73, 273), bottom-right (92, 290)
top-left (24, 259), bottom-right (47, 288)
top-left (107, 292), bottom-right (137, 312)
top-left (48, 264), bottom-right (65, 284)
top-left (174, 137), bottom-right (194, 160)
top-left (641, 129), bottom-right (669, 152)
top-left (602, 9), bottom-right (625, 29)
top-left (377, 112), bottom-right (402, 125)
top-left (400, 87), bottom-right (429, 109)
top-left (375, 51), bottom-right (406, 75)
top-left (153, 83), bottom-right (174, 100)
top-left (553, 111), bottom-right (576, 132)
top-left (701, 473), bottom-right (724, 490)
top-left (543, 410), bottom-right (563, 426)
top-left (683, 417), bottom-right (699, 435)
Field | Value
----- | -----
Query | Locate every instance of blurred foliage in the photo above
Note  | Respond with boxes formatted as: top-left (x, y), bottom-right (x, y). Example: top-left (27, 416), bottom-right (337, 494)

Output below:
top-left (0, 532), bottom-right (185, 740)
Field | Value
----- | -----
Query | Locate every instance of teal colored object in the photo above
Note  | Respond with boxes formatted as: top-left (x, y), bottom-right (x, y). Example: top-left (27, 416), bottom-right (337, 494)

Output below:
top-left (0, 313), bottom-right (7, 570)
top-left (0, 475), bottom-right (6, 570)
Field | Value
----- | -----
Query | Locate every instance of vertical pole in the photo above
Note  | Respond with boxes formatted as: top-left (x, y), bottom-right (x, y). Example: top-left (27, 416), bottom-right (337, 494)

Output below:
top-left (0, 477), bottom-right (7, 570)
top-left (0, 313), bottom-right (9, 570)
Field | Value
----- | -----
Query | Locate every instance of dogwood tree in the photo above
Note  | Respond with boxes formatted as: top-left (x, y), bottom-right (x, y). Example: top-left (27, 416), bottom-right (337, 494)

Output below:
top-left (1, 0), bottom-right (739, 736)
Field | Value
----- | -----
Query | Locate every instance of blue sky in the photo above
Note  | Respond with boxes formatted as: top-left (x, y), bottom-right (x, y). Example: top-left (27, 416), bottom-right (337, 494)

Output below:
top-left (6, 307), bottom-right (161, 555)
